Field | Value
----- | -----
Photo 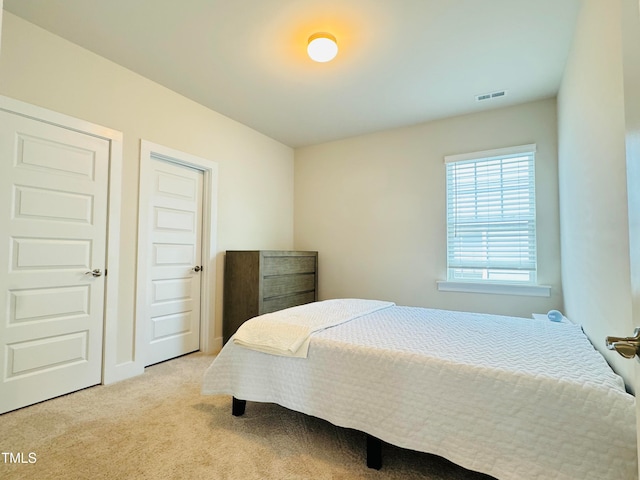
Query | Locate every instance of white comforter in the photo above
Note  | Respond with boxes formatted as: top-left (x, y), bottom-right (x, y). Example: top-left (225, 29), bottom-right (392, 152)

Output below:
top-left (202, 302), bottom-right (637, 480)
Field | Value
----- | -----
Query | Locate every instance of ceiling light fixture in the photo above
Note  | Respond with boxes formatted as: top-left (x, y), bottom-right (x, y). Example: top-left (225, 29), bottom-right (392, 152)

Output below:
top-left (307, 33), bottom-right (338, 63)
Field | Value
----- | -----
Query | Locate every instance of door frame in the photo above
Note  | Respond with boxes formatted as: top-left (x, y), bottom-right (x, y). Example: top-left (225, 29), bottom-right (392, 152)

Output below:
top-left (621, 0), bottom-right (640, 475)
top-left (136, 139), bottom-right (219, 361)
top-left (0, 95), bottom-right (125, 384)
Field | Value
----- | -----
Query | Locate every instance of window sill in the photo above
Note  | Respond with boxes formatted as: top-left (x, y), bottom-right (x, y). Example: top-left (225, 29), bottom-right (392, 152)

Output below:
top-left (436, 281), bottom-right (551, 297)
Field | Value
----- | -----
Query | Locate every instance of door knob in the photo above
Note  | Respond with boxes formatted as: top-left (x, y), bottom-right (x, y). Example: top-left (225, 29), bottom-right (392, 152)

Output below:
top-left (84, 269), bottom-right (102, 278)
top-left (606, 328), bottom-right (640, 359)
top-left (192, 266), bottom-right (203, 272)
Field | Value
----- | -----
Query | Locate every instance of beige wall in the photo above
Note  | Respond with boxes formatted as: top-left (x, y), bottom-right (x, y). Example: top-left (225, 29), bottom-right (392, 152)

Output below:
top-left (557, 0), bottom-right (634, 386)
top-left (0, 13), bottom-right (294, 373)
top-left (295, 98), bottom-right (562, 317)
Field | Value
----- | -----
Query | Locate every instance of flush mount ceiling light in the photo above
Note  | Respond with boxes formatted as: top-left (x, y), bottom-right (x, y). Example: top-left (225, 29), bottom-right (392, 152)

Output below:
top-left (307, 33), bottom-right (338, 62)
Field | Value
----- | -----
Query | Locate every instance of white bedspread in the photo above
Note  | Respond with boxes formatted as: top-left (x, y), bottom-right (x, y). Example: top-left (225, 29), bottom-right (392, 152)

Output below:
top-left (233, 298), bottom-right (394, 357)
top-left (202, 303), bottom-right (637, 480)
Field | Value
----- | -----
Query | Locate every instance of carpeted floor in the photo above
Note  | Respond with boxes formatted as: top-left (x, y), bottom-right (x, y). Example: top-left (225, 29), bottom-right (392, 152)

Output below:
top-left (0, 352), bottom-right (495, 480)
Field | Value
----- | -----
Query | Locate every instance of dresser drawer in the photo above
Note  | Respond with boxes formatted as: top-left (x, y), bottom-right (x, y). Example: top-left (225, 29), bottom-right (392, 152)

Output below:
top-left (262, 291), bottom-right (316, 314)
top-left (263, 255), bottom-right (316, 276)
top-left (263, 273), bottom-right (316, 298)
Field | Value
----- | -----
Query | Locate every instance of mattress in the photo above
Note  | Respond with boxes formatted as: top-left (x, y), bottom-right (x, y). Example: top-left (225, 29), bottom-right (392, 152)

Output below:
top-left (202, 302), bottom-right (637, 480)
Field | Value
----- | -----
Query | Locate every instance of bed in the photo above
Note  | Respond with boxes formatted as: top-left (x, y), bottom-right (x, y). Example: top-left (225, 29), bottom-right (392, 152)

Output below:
top-left (201, 299), bottom-right (637, 480)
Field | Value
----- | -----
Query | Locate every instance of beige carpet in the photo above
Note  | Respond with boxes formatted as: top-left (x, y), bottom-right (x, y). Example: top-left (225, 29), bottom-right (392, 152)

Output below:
top-left (0, 352), bottom-right (494, 480)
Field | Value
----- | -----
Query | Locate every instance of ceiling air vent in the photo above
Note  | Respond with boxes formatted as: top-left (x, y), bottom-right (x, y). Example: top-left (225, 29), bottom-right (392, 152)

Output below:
top-left (476, 90), bottom-right (507, 102)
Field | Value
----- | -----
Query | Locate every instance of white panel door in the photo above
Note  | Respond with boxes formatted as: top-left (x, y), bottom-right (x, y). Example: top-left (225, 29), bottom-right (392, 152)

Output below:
top-left (144, 158), bottom-right (203, 366)
top-left (0, 110), bottom-right (109, 414)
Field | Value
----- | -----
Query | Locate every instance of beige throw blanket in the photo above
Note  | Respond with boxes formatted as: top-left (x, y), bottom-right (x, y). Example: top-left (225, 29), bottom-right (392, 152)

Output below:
top-left (233, 298), bottom-right (395, 358)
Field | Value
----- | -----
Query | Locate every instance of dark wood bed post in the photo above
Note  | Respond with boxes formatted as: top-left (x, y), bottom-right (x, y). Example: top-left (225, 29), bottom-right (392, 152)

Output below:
top-left (232, 397), bottom-right (246, 416)
top-left (366, 434), bottom-right (382, 470)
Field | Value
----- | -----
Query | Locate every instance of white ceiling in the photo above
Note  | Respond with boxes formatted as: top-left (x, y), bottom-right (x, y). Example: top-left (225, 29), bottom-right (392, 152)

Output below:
top-left (3, 0), bottom-right (582, 148)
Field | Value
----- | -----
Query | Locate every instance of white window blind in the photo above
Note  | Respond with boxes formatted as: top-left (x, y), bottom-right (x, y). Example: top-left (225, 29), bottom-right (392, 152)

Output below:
top-left (445, 144), bottom-right (537, 284)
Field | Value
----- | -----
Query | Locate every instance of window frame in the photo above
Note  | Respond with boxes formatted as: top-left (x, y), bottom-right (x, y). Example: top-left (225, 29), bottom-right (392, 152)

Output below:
top-left (438, 144), bottom-right (550, 297)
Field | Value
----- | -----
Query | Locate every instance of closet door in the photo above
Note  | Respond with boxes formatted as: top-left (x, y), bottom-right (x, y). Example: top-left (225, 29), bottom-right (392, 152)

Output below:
top-left (0, 110), bottom-right (109, 413)
top-left (142, 158), bottom-right (203, 366)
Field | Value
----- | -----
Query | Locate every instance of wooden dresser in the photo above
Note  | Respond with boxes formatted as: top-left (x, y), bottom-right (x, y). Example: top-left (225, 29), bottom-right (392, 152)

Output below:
top-left (223, 250), bottom-right (318, 343)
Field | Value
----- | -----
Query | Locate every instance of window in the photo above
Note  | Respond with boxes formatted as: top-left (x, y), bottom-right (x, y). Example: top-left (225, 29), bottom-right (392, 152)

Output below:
top-left (444, 144), bottom-right (537, 285)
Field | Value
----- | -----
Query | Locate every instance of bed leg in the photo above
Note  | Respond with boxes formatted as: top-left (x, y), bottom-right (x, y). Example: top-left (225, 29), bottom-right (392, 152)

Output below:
top-left (366, 434), bottom-right (382, 470)
top-left (232, 397), bottom-right (246, 416)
